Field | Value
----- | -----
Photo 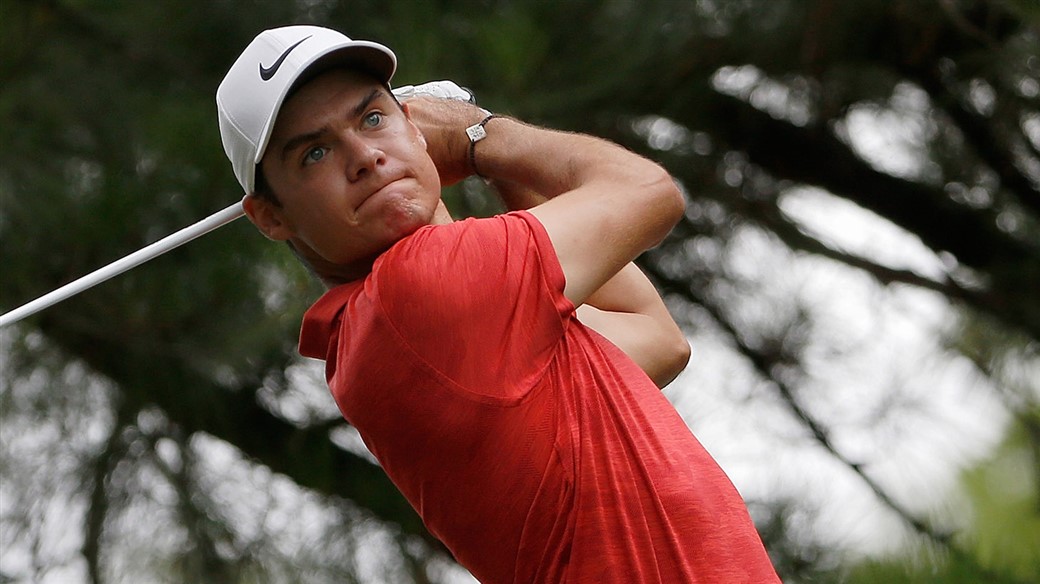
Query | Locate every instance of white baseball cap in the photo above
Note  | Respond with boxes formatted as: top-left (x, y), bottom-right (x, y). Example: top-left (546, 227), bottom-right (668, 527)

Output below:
top-left (216, 25), bottom-right (397, 193)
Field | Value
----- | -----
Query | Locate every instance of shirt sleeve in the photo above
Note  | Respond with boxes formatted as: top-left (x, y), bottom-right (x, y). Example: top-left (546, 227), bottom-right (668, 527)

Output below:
top-left (370, 211), bottom-right (573, 401)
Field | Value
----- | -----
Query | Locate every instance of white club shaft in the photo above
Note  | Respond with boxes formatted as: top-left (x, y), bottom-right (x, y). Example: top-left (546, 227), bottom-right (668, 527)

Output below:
top-left (0, 200), bottom-right (246, 328)
top-left (0, 83), bottom-right (472, 329)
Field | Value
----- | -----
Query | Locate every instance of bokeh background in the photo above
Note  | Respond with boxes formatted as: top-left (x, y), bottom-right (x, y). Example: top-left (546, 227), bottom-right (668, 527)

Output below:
top-left (1, 0), bottom-right (1038, 582)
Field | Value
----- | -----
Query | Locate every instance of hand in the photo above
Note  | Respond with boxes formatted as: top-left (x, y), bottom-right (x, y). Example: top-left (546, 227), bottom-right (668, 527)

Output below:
top-left (399, 93), bottom-right (491, 186)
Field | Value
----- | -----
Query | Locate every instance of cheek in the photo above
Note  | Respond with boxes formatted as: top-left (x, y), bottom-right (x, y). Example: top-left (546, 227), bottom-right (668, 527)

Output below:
top-left (284, 189), bottom-right (355, 247)
top-left (413, 148), bottom-right (442, 193)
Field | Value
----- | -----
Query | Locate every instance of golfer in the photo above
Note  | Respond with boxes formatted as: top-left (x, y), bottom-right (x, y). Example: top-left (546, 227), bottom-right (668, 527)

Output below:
top-left (217, 25), bottom-right (780, 583)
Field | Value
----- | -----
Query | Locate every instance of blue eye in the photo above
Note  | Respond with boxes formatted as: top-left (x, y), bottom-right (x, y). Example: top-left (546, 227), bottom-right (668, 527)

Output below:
top-left (363, 112), bottom-right (383, 128)
top-left (304, 147), bottom-right (327, 165)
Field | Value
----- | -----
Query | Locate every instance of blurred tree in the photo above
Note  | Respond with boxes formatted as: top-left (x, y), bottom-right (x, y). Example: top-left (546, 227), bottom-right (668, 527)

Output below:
top-left (1, 0), bottom-right (1037, 582)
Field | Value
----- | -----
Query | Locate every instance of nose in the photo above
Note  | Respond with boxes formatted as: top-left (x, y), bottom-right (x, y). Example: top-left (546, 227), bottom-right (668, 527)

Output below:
top-left (343, 133), bottom-right (385, 183)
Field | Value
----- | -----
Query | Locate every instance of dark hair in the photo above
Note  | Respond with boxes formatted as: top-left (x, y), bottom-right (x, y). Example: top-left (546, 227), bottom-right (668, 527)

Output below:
top-left (253, 164), bottom-right (282, 206)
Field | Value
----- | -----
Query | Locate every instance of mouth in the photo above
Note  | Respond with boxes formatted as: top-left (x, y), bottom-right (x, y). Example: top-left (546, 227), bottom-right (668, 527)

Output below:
top-left (358, 176), bottom-right (409, 212)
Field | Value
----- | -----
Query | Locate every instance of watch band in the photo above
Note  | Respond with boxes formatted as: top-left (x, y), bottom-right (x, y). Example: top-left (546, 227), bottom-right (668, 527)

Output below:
top-left (466, 114), bottom-right (497, 178)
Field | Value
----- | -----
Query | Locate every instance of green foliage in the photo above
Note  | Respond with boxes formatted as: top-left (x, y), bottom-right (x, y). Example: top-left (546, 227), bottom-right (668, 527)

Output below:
top-left (960, 421), bottom-right (1040, 581)
top-left (846, 419), bottom-right (1040, 583)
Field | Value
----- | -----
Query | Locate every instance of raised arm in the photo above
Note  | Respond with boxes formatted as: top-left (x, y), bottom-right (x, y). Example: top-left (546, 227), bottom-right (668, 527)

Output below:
top-left (405, 99), bottom-right (685, 306)
top-left (404, 98), bottom-right (688, 384)
top-left (484, 121), bottom-right (682, 306)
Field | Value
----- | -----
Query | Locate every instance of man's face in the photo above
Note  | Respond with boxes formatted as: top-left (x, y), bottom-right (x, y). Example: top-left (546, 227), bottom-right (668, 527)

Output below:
top-left (253, 68), bottom-right (442, 267)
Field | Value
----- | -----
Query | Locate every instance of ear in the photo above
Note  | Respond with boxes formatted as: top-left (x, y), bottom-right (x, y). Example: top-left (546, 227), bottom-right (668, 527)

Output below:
top-left (242, 193), bottom-right (293, 241)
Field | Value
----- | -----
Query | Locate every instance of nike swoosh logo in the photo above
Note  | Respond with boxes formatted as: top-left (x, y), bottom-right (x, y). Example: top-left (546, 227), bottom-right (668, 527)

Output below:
top-left (259, 36), bottom-right (311, 81)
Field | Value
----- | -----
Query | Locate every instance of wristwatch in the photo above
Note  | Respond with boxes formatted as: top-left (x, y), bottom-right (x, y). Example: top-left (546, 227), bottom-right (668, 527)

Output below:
top-left (466, 113), bottom-right (497, 178)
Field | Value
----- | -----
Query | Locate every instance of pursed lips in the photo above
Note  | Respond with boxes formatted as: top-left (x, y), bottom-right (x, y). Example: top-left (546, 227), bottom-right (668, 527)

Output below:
top-left (356, 174), bottom-right (410, 214)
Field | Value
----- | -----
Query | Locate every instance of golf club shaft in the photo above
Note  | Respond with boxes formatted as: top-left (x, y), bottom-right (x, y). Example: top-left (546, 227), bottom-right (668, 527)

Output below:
top-left (0, 82), bottom-right (474, 329)
top-left (0, 200), bottom-right (245, 328)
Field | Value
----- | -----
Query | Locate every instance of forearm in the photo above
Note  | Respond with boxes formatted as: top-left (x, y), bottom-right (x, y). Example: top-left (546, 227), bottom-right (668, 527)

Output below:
top-left (577, 264), bottom-right (690, 387)
top-left (474, 117), bottom-right (666, 208)
top-left (490, 176), bottom-right (548, 212)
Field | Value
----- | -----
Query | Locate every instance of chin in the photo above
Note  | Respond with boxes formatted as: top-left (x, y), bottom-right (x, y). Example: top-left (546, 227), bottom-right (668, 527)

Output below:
top-left (383, 198), bottom-right (437, 236)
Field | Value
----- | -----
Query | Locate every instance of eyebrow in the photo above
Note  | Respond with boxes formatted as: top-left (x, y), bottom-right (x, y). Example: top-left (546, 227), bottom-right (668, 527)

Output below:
top-left (279, 88), bottom-right (387, 162)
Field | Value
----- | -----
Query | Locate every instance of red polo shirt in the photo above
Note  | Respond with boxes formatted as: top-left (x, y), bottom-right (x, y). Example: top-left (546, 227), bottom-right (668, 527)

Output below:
top-left (300, 211), bottom-right (780, 583)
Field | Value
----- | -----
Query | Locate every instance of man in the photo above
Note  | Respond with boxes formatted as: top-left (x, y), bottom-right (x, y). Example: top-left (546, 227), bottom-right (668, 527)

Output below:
top-left (217, 25), bottom-right (780, 583)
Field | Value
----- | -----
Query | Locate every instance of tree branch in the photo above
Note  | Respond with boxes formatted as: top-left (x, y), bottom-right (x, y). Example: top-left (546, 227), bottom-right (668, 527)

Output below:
top-left (907, 61), bottom-right (1040, 218)
top-left (702, 92), bottom-right (1035, 269)
top-left (83, 400), bottom-right (132, 584)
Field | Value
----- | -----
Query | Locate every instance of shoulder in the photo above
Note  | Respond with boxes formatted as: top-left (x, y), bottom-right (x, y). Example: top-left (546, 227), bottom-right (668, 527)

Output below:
top-left (375, 211), bottom-right (559, 292)
top-left (371, 210), bottom-right (570, 340)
